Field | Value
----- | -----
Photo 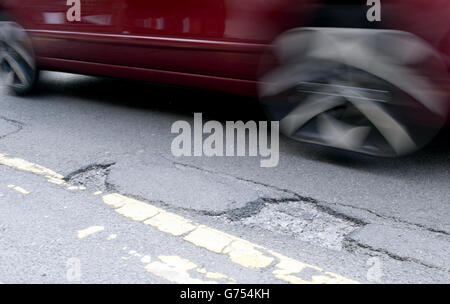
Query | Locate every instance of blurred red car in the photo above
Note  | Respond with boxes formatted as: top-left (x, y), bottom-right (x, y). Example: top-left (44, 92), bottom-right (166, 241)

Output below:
top-left (0, 0), bottom-right (449, 156)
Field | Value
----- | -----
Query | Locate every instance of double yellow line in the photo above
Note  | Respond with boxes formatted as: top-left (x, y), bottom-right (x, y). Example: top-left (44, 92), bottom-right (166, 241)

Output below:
top-left (0, 153), bottom-right (358, 284)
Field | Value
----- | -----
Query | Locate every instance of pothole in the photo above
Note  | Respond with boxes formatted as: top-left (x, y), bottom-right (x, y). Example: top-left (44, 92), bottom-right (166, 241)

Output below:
top-left (64, 163), bottom-right (115, 191)
top-left (229, 201), bottom-right (361, 251)
top-left (108, 156), bottom-right (298, 213)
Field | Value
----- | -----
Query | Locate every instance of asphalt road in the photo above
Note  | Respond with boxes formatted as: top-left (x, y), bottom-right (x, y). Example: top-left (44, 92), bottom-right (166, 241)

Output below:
top-left (0, 71), bottom-right (449, 283)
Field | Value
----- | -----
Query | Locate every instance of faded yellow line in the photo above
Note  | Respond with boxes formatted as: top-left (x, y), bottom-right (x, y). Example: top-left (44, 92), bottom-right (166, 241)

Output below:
top-left (7, 184), bottom-right (30, 195)
top-left (146, 255), bottom-right (234, 284)
top-left (106, 233), bottom-right (117, 240)
top-left (0, 154), bottom-right (63, 180)
top-left (77, 225), bottom-right (105, 239)
top-left (124, 248), bottom-right (235, 284)
top-left (103, 193), bottom-right (357, 284)
top-left (0, 153), bottom-right (358, 284)
top-left (0, 154), bottom-right (85, 191)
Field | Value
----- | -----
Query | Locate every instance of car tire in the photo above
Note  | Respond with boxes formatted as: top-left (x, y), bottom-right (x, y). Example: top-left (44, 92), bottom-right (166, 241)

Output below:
top-left (259, 28), bottom-right (449, 157)
top-left (0, 21), bottom-right (39, 95)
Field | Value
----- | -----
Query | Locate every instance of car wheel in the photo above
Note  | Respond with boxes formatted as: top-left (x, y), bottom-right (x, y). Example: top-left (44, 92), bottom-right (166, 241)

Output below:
top-left (260, 28), bottom-right (449, 157)
top-left (0, 21), bottom-right (38, 95)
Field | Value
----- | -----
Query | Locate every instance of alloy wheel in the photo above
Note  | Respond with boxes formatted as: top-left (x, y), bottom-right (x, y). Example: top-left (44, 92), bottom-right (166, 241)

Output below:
top-left (260, 28), bottom-right (448, 157)
top-left (0, 21), bottom-right (37, 95)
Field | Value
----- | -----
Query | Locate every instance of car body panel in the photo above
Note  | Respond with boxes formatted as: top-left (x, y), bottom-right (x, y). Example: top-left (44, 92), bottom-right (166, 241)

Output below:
top-left (1, 0), bottom-right (316, 85)
top-left (0, 0), bottom-right (449, 100)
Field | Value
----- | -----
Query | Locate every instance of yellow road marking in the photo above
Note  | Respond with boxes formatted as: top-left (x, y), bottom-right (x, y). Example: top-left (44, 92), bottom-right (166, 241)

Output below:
top-left (7, 184), bottom-right (30, 194)
top-left (106, 234), bottom-right (117, 240)
top-left (0, 154), bottom-right (64, 180)
top-left (77, 226), bottom-right (105, 239)
top-left (103, 193), bottom-right (357, 283)
top-left (0, 153), bottom-right (359, 284)
top-left (145, 212), bottom-right (197, 236)
top-left (141, 255), bottom-right (152, 263)
top-left (0, 154), bottom-right (85, 191)
top-left (125, 249), bottom-right (235, 284)
top-left (145, 255), bottom-right (234, 284)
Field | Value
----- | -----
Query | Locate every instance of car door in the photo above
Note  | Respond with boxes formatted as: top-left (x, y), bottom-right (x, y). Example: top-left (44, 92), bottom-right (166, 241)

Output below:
top-left (11, 0), bottom-right (125, 65)
top-left (117, 0), bottom-right (235, 78)
top-left (117, 0), bottom-right (309, 81)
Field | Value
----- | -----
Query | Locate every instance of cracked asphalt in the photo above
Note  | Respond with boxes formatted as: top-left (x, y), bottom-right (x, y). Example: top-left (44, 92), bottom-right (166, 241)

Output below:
top-left (0, 71), bottom-right (449, 283)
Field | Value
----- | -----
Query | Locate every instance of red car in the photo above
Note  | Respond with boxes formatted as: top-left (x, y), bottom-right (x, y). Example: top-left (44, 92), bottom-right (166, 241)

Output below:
top-left (0, 0), bottom-right (449, 157)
